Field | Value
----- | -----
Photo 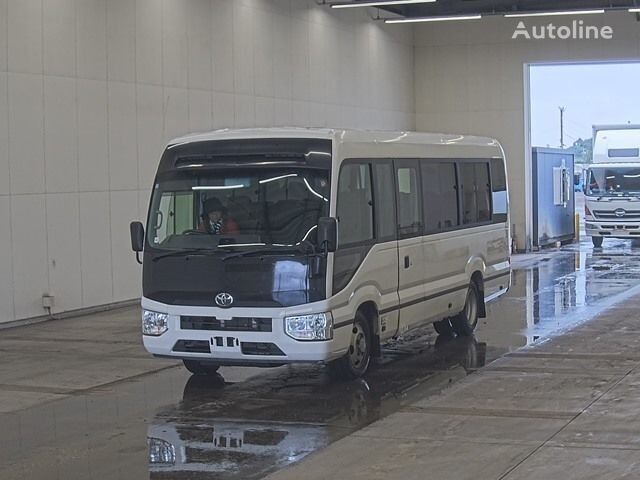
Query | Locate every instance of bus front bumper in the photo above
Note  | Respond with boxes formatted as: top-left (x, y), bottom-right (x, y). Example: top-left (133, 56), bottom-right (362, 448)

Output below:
top-left (140, 297), bottom-right (350, 366)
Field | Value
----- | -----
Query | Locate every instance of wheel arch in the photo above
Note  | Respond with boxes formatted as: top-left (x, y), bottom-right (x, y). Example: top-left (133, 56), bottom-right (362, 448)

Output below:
top-left (470, 271), bottom-right (487, 318)
top-left (356, 301), bottom-right (381, 358)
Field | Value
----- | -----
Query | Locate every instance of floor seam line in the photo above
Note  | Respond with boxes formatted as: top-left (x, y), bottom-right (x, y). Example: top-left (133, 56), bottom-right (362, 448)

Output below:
top-left (496, 366), bottom-right (638, 480)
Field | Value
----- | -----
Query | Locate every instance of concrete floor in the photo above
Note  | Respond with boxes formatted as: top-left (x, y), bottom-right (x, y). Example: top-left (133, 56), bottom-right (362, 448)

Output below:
top-left (2, 236), bottom-right (640, 480)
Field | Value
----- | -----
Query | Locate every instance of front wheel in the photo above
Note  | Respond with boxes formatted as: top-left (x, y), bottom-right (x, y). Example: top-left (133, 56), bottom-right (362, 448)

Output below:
top-left (328, 311), bottom-right (372, 380)
top-left (433, 318), bottom-right (454, 336)
top-left (183, 359), bottom-right (220, 375)
top-left (592, 236), bottom-right (603, 248)
top-left (451, 282), bottom-right (480, 336)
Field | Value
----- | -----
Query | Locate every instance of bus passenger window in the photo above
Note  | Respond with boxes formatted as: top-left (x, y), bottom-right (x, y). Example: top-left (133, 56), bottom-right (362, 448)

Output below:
top-left (476, 163), bottom-right (491, 222)
top-left (374, 162), bottom-right (396, 240)
top-left (422, 162), bottom-right (458, 233)
top-left (491, 158), bottom-right (507, 222)
top-left (396, 166), bottom-right (422, 237)
top-left (460, 162), bottom-right (491, 225)
top-left (460, 164), bottom-right (478, 225)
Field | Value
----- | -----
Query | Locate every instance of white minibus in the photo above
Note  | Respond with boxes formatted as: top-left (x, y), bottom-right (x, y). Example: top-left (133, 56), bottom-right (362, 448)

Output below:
top-left (130, 128), bottom-right (511, 379)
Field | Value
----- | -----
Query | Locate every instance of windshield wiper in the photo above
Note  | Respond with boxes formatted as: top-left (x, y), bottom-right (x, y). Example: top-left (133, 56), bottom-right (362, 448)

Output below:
top-left (221, 244), bottom-right (313, 262)
top-left (152, 248), bottom-right (220, 262)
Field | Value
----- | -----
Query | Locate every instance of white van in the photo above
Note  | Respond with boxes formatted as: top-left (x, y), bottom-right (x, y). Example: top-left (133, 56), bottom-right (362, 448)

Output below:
top-left (585, 124), bottom-right (640, 247)
top-left (130, 128), bottom-right (511, 379)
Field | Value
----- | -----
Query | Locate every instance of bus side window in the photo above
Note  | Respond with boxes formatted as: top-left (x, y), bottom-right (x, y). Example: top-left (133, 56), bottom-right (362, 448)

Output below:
top-left (373, 162), bottom-right (396, 241)
top-left (396, 163), bottom-right (422, 238)
top-left (336, 163), bottom-right (374, 246)
top-left (476, 163), bottom-right (491, 222)
top-left (422, 162), bottom-right (459, 233)
top-left (490, 158), bottom-right (507, 223)
top-left (459, 163), bottom-right (478, 225)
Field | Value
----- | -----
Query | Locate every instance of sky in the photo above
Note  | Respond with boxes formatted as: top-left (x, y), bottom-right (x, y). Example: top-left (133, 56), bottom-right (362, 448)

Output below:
top-left (530, 63), bottom-right (640, 148)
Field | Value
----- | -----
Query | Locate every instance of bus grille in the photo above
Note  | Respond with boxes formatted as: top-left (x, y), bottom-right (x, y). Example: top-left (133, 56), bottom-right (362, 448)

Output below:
top-left (181, 316), bottom-right (272, 332)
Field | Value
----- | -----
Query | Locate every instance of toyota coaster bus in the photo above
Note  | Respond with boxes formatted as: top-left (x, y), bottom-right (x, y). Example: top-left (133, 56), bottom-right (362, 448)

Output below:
top-left (130, 128), bottom-right (511, 379)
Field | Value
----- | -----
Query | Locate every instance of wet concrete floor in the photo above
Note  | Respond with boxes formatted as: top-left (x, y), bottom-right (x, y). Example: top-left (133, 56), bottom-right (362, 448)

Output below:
top-left (2, 237), bottom-right (640, 480)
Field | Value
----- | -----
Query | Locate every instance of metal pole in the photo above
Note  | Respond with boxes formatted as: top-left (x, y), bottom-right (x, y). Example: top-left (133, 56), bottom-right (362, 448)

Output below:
top-left (559, 106), bottom-right (566, 149)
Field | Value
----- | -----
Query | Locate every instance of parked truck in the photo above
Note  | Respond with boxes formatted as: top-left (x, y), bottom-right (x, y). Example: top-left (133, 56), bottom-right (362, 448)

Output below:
top-left (584, 124), bottom-right (640, 247)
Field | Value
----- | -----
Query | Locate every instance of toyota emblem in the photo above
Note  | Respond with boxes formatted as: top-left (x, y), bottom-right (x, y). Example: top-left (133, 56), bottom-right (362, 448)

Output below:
top-left (615, 208), bottom-right (626, 218)
top-left (215, 292), bottom-right (234, 308)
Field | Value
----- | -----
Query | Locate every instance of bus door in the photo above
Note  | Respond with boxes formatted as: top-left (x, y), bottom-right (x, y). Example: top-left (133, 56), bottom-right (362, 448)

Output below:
top-left (372, 161), bottom-right (400, 339)
top-left (394, 159), bottom-right (426, 332)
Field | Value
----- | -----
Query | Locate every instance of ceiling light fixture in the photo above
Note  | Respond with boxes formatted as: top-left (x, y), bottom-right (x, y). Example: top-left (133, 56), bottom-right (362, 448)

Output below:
top-left (630, 8), bottom-right (640, 12)
top-left (331, 0), bottom-right (436, 9)
top-left (504, 9), bottom-right (605, 18)
top-left (385, 14), bottom-right (481, 23)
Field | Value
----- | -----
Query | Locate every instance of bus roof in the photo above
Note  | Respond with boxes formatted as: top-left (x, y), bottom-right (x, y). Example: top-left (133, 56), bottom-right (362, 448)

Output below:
top-left (167, 128), bottom-right (503, 153)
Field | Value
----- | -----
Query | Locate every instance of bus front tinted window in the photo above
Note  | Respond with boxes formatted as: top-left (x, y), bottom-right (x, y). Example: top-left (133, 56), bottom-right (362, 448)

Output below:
top-left (147, 168), bottom-right (330, 250)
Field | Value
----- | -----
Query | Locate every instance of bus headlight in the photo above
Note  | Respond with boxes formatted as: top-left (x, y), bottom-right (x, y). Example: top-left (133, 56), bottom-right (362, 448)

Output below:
top-left (148, 437), bottom-right (175, 465)
top-left (142, 310), bottom-right (168, 336)
top-left (284, 313), bottom-right (333, 341)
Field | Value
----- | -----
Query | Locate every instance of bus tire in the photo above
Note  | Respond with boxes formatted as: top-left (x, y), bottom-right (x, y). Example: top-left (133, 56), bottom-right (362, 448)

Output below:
top-left (183, 359), bottom-right (220, 375)
top-left (433, 318), bottom-right (454, 336)
top-left (451, 282), bottom-right (480, 337)
top-left (592, 236), bottom-right (603, 248)
top-left (328, 311), bottom-right (372, 380)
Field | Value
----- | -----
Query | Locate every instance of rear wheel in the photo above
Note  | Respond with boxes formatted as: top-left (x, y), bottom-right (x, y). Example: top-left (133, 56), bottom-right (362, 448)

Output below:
top-left (328, 311), bottom-right (372, 380)
top-left (451, 282), bottom-right (480, 336)
top-left (592, 236), bottom-right (603, 248)
top-left (183, 359), bottom-right (220, 375)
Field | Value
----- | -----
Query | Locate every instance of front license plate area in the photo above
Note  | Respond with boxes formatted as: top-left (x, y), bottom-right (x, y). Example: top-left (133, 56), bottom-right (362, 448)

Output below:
top-left (211, 336), bottom-right (242, 353)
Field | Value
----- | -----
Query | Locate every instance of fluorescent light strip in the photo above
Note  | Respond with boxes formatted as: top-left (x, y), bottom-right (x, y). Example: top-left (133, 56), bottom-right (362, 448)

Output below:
top-left (504, 9), bottom-right (605, 18)
top-left (630, 8), bottom-right (640, 12)
top-left (386, 14), bottom-right (481, 23)
top-left (331, 0), bottom-right (436, 8)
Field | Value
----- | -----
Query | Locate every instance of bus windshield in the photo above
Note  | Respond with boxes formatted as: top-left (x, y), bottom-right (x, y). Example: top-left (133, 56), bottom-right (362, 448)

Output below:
top-left (586, 167), bottom-right (640, 196)
top-left (147, 168), bottom-right (330, 251)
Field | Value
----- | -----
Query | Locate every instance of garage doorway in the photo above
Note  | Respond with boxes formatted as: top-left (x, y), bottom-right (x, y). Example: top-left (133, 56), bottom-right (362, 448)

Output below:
top-left (526, 62), bottom-right (640, 250)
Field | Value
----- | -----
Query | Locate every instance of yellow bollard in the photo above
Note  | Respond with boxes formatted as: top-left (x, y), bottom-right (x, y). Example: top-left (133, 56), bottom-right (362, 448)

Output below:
top-left (575, 213), bottom-right (580, 243)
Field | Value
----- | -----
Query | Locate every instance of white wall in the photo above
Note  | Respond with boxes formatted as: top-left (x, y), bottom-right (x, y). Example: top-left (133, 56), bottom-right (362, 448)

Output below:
top-left (414, 11), bottom-right (640, 250)
top-left (0, 0), bottom-right (415, 323)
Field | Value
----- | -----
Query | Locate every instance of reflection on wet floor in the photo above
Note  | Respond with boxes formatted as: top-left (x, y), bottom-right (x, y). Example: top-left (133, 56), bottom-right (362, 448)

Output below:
top-left (482, 237), bottom-right (640, 348)
top-left (3, 239), bottom-right (640, 480)
top-left (149, 334), bottom-right (485, 480)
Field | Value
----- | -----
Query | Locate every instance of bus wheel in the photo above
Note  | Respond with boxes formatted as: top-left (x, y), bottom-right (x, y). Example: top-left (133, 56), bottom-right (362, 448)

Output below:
top-left (328, 311), bottom-right (371, 380)
top-left (451, 282), bottom-right (480, 337)
top-left (592, 236), bottom-right (603, 248)
top-left (183, 359), bottom-right (220, 375)
top-left (433, 318), bottom-right (454, 336)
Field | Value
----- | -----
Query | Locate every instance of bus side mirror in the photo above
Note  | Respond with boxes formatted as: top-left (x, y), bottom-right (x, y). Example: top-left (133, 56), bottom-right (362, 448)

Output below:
top-left (318, 217), bottom-right (337, 253)
top-left (130, 222), bottom-right (144, 264)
